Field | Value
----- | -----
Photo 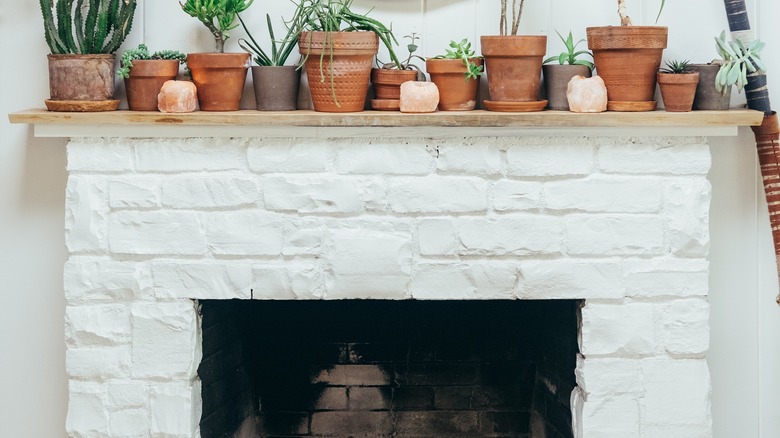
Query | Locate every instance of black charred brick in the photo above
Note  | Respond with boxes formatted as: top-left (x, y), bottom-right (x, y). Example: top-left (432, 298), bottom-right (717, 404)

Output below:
top-left (394, 363), bottom-right (479, 386)
top-left (310, 411), bottom-right (393, 435)
top-left (393, 387), bottom-right (434, 410)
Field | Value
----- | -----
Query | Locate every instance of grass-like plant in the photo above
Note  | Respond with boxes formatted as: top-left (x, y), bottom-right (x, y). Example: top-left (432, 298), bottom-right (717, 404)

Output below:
top-left (117, 44), bottom-right (186, 78)
top-left (617, 0), bottom-right (665, 26)
top-left (659, 59), bottom-right (693, 74)
top-left (39, 0), bottom-right (137, 54)
top-left (180, 0), bottom-right (254, 53)
top-left (715, 30), bottom-right (766, 94)
top-left (237, 6), bottom-right (307, 66)
top-left (543, 30), bottom-right (594, 69)
top-left (433, 39), bottom-right (484, 81)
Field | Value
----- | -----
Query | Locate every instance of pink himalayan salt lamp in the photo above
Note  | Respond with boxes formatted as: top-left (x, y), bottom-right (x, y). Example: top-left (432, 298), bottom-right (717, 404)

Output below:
top-left (158, 80), bottom-right (197, 113)
top-left (567, 75), bottom-right (608, 113)
top-left (400, 81), bottom-right (439, 113)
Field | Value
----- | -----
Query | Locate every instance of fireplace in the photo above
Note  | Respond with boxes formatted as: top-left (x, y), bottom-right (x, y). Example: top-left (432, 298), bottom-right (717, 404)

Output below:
top-left (62, 133), bottom-right (713, 438)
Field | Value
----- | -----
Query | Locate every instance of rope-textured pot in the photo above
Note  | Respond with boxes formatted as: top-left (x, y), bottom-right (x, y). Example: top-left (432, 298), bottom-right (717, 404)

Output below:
top-left (299, 31), bottom-right (379, 112)
top-left (752, 112), bottom-right (780, 304)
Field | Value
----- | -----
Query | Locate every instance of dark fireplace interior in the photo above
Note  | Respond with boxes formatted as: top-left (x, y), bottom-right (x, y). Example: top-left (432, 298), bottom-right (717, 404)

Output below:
top-left (198, 300), bottom-right (580, 438)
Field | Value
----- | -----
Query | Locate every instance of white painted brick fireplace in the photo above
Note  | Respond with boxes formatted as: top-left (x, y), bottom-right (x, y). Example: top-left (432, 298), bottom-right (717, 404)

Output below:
top-left (63, 133), bottom-right (712, 438)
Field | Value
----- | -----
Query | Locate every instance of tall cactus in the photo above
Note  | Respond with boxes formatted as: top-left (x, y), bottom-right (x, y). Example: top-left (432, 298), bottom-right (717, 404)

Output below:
top-left (39, 0), bottom-right (137, 54)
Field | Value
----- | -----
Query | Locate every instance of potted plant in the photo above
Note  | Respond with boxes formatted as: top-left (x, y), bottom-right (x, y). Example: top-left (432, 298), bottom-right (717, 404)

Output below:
top-left (714, 30), bottom-right (766, 105)
top-left (480, 0), bottom-right (547, 111)
top-left (543, 30), bottom-right (594, 111)
top-left (657, 60), bottom-right (699, 112)
top-left (371, 33), bottom-right (426, 111)
top-left (181, 0), bottom-right (254, 111)
top-left (118, 44), bottom-right (186, 111)
top-left (298, 0), bottom-right (402, 113)
top-left (426, 39), bottom-right (484, 111)
top-left (39, 0), bottom-right (137, 112)
top-left (586, 0), bottom-right (668, 111)
top-left (690, 58), bottom-right (731, 110)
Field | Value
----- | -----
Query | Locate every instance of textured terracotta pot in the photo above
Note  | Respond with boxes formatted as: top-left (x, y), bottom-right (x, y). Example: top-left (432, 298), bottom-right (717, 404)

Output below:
top-left (657, 71), bottom-right (700, 112)
top-left (299, 31), bottom-right (378, 112)
top-left (187, 53), bottom-right (250, 111)
top-left (252, 66), bottom-right (301, 111)
top-left (587, 26), bottom-right (668, 105)
top-left (543, 64), bottom-right (592, 110)
top-left (480, 36), bottom-right (547, 102)
top-left (124, 60), bottom-right (179, 111)
top-left (372, 68), bottom-right (418, 99)
top-left (426, 58), bottom-right (483, 111)
top-left (47, 54), bottom-right (116, 101)
top-left (691, 63), bottom-right (731, 110)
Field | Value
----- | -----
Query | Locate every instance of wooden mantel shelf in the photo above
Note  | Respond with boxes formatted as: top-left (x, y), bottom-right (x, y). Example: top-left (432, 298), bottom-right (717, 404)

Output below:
top-left (9, 109), bottom-right (764, 138)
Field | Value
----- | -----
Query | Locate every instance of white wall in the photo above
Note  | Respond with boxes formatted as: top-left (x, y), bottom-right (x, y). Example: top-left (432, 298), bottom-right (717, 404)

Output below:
top-left (1, 0), bottom-right (778, 436)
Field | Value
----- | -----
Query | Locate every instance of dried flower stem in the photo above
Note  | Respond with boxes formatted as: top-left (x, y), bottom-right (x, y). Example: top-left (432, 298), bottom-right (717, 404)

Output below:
top-left (618, 0), bottom-right (633, 26)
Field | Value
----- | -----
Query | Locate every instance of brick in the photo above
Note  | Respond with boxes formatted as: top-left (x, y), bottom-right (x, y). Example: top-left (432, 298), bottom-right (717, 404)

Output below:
top-left (254, 263), bottom-right (325, 300)
top-left (388, 177), bottom-right (488, 213)
top-left (109, 212), bottom-right (206, 255)
top-left (410, 262), bottom-right (518, 299)
top-left (577, 358), bottom-right (643, 396)
top-left (66, 381), bottom-right (109, 437)
top-left (311, 412), bottom-right (393, 435)
top-left (150, 382), bottom-right (200, 437)
top-left (395, 411), bottom-right (482, 435)
top-left (109, 409), bottom-right (150, 438)
top-left (544, 176), bottom-right (662, 213)
top-left (131, 303), bottom-right (199, 379)
top-left (459, 217), bottom-right (564, 255)
top-left (109, 178), bottom-right (160, 209)
top-left (395, 363), bottom-right (478, 386)
top-left (152, 262), bottom-right (252, 299)
top-left (204, 213), bottom-right (283, 256)
top-left (316, 387), bottom-right (349, 410)
top-left (283, 227), bottom-right (325, 256)
top-left (641, 359), bottom-right (711, 429)
top-left (64, 259), bottom-right (140, 302)
top-left (349, 387), bottom-right (391, 410)
top-left (581, 303), bottom-right (655, 356)
top-left (264, 176), bottom-right (364, 213)
top-left (599, 141), bottom-right (711, 175)
top-left (418, 219), bottom-right (459, 255)
top-left (66, 176), bottom-right (108, 253)
top-left (519, 260), bottom-right (623, 299)
top-left (258, 412), bottom-right (310, 435)
top-left (437, 143), bottom-right (501, 175)
top-left (624, 258), bottom-right (709, 298)
top-left (665, 179), bottom-right (711, 257)
top-left (66, 346), bottom-right (131, 379)
top-left (658, 299), bottom-right (710, 355)
top-left (507, 143), bottom-right (594, 176)
top-left (65, 305), bottom-right (131, 346)
top-left (643, 423), bottom-right (713, 438)
top-left (248, 137), bottom-right (332, 172)
top-left (566, 215), bottom-right (665, 256)
top-left (108, 381), bottom-right (149, 409)
top-left (394, 387), bottom-right (434, 410)
top-left (135, 138), bottom-right (246, 172)
top-left (581, 396), bottom-right (640, 438)
top-left (161, 176), bottom-right (259, 209)
top-left (337, 141), bottom-right (434, 174)
top-left (492, 180), bottom-right (542, 211)
top-left (68, 139), bottom-right (133, 172)
top-left (311, 364), bottom-right (391, 385)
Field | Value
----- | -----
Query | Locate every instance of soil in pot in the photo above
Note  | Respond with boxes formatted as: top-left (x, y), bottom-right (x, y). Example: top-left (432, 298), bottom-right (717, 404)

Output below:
top-left (426, 58), bottom-right (483, 111)
top-left (691, 63), bottom-right (731, 110)
top-left (47, 54), bottom-right (118, 111)
top-left (543, 64), bottom-right (592, 110)
top-left (252, 66), bottom-right (301, 111)
top-left (187, 53), bottom-right (250, 111)
top-left (657, 71), bottom-right (700, 112)
top-left (299, 31), bottom-right (378, 113)
top-left (371, 68), bottom-right (418, 110)
top-left (125, 60), bottom-right (180, 111)
top-left (480, 35), bottom-right (547, 102)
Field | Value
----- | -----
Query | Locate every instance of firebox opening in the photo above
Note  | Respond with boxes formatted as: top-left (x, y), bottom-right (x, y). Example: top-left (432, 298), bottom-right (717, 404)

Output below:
top-left (198, 300), bottom-right (581, 438)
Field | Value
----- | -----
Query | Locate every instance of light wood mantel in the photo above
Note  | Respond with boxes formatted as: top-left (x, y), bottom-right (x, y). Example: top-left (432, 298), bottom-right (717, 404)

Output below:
top-left (8, 109), bottom-right (764, 138)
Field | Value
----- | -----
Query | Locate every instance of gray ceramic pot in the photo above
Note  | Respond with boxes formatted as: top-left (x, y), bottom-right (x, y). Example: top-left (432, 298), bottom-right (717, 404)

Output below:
top-left (691, 64), bottom-right (731, 110)
top-left (252, 65), bottom-right (301, 111)
top-left (543, 64), bottom-right (592, 110)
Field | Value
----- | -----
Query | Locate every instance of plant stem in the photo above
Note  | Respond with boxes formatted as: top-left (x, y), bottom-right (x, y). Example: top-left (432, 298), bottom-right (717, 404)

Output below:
top-left (511, 0), bottom-right (524, 35)
top-left (617, 0), bottom-right (633, 26)
top-left (500, 0), bottom-right (506, 36)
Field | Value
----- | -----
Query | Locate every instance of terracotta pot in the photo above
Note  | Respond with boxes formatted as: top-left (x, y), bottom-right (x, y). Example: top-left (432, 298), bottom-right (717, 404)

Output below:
top-left (691, 63), bottom-right (731, 110)
top-left (480, 35), bottom-right (547, 102)
top-left (586, 26), bottom-right (668, 106)
top-left (543, 64), bottom-right (592, 110)
top-left (657, 71), bottom-right (700, 112)
top-left (187, 53), bottom-right (250, 111)
top-left (426, 58), bottom-right (484, 111)
top-left (124, 60), bottom-right (180, 111)
top-left (372, 68), bottom-right (418, 99)
top-left (299, 31), bottom-right (379, 112)
top-left (252, 66), bottom-right (301, 111)
top-left (47, 54), bottom-right (116, 101)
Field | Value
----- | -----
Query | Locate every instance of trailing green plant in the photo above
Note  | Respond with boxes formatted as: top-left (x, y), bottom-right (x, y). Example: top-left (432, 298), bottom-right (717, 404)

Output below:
top-left (715, 30), bottom-right (766, 93)
top-left (659, 59), bottom-right (693, 74)
top-left (237, 5), bottom-right (307, 66)
top-left (377, 33), bottom-right (426, 71)
top-left (543, 30), bottom-right (594, 69)
top-left (433, 39), bottom-right (484, 81)
top-left (39, 0), bottom-right (137, 54)
top-left (180, 0), bottom-right (255, 53)
top-left (617, 0), bottom-right (665, 26)
top-left (117, 44), bottom-right (186, 79)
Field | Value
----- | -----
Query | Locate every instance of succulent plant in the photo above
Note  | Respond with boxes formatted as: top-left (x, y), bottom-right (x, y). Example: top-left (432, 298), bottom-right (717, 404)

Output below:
top-left (180, 0), bottom-right (254, 53)
top-left (659, 59), bottom-right (693, 74)
top-left (118, 44), bottom-right (187, 79)
top-left (39, 0), bottom-right (137, 54)
top-left (433, 39), bottom-right (484, 81)
top-left (543, 30), bottom-right (594, 69)
top-left (715, 30), bottom-right (766, 94)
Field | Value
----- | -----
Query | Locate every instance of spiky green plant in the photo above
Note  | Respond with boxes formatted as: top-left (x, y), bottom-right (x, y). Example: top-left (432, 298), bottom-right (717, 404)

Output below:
top-left (543, 30), bottom-right (594, 69)
top-left (659, 59), bottom-right (693, 74)
top-left (39, 0), bottom-right (137, 54)
top-left (117, 44), bottom-right (187, 79)
top-left (180, 0), bottom-right (255, 53)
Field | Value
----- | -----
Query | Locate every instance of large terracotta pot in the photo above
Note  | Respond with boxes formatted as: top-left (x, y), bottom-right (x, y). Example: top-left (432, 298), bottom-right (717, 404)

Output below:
top-left (47, 54), bottom-right (118, 111)
top-left (299, 31), bottom-right (378, 112)
top-left (543, 64), bottom-right (592, 110)
top-left (691, 63), bottom-right (731, 110)
top-left (187, 53), bottom-right (250, 111)
top-left (125, 59), bottom-right (180, 111)
top-left (426, 58), bottom-right (483, 111)
top-left (480, 35), bottom-right (547, 102)
top-left (252, 66), bottom-right (300, 111)
top-left (657, 71), bottom-right (700, 112)
top-left (586, 26), bottom-right (668, 108)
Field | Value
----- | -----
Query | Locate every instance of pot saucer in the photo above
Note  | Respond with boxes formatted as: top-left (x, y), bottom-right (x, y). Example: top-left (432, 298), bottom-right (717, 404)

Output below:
top-left (371, 99), bottom-right (401, 111)
top-left (607, 100), bottom-right (657, 112)
top-left (45, 99), bottom-right (120, 112)
top-left (484, 100), bottom-right (548, 112)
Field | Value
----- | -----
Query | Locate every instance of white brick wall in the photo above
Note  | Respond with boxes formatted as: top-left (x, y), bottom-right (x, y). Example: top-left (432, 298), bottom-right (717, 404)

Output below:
top-left (64, 135), bottom-right (713, 438)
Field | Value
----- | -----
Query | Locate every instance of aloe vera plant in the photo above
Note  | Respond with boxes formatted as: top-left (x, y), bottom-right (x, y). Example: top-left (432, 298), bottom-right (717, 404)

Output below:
top-left (543, 30), bottom-right (593, 69)
top-left (39, 0), bottom-right (137, 54)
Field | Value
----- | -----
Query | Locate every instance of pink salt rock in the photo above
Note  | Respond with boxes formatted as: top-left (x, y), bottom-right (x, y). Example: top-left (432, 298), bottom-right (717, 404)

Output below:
top-left (158, 80), bottom-right (197, 113)
top-left (567, 75), bottom-right (608, 113)
top-left (400, 81), bottom-right (439, 113)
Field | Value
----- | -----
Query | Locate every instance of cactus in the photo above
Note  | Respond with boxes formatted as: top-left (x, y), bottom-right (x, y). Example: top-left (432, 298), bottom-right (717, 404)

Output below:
top-left (39, 0), bottom-right (137, 54)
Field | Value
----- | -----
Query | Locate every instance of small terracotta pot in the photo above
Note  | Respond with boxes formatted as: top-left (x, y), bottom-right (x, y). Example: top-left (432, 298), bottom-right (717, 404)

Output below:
top-left (187, 53), bottom-right (250, 111)
top-left (299, 31), bottom-right (378, 112)
top-left (372, 68), bottom-right (418, 99)
top-left (48, 54), bottom-right (116, 101)
top-left (480, 35), bottom-right (547, 102)
top-left (657, 71), bottom-right (700, 112)
top-left (426, 58), bottom-right (483, 111)
top-left (691, 64), bottom-right (731, 110)
top-left (125, 59), bottom-right (180, 111)
top-left (543, 64), bottom-right (592, 110)
top-left (252, 66), bottom-right (301, 111)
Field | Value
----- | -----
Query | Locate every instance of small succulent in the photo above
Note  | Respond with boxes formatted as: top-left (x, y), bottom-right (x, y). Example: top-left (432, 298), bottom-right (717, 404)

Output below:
top-left (377, 33), bottom-right (426, 72)
top-left (543, 30), bottom-right (594, 69)
top-left (715, 30), bottom-right (766, 94)
top-left (659, 59), bottom-right (693, 74)
top-left (180, 0), bottom-right (255, 53)
top-left (118, 44), bottom-right (186, 79)
top-left (434, 39), bottom-right (484, 81)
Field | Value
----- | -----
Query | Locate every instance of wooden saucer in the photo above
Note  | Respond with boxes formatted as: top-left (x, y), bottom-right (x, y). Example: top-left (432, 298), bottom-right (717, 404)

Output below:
top-left (45, 99), bottom-right (120, 112)
top-left (370, 99), bottom-right (401, 111)
top-left (483, 100), bottom-right (548, 112)
top-left (607, 100), bottom-right (657, 112)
